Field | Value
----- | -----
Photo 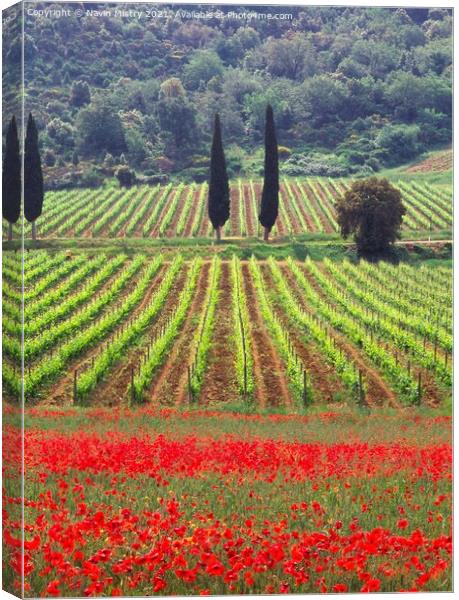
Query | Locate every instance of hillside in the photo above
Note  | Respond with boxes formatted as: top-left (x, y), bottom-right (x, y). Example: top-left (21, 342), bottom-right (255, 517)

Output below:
top-left (405, 148), bottom-right (452, 173)
top-left (3, 4), bottom-right (452, 187)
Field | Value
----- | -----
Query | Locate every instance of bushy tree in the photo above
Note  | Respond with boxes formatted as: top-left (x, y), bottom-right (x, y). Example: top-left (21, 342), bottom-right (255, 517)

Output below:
top-left (375, 124), bottom-right (420, 165)
top-left (2, 115), bottom-right (21, 241)
top-left (157, 78), bottom-right (197, 160)
top-left (259, 105), bottom-right (279, 241)
top-left (336, 177), bottom-right (406, 256)
top-left (76, 101), bottom-right (127, 158)
top-left (264, 33), bottom-right (316, 80)
top-left (116, 165), bottom-right (135, 187)
top-left (183, 50), bottom-right (224, 90)
top-left (70, 80), bottom-right (91, 107)
top-left (208, 113), bottom-right (229, 241)
top-left (24, 113), bottom-right (44, 240)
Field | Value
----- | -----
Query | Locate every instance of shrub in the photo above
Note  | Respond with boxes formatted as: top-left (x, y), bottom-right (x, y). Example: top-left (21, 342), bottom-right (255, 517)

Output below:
top-left (115, 166), bottom-right (135, 187)
top-left (281, 152), bottom-right (350, 177)
top-left (278, 146), bottom-right (292, 159)
top-left (81, 168), bottom-right (104, 188)
top-left (375, 124), bottom-right (421, 166)
top-left (44, 150), bottom-right (56, 167)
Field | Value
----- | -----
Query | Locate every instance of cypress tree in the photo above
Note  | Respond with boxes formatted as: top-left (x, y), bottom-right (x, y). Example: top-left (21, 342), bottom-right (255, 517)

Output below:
top-left (208, 113), bottom-right (229, 241)
top-left (24, 113), bottom-right (44, 240)
top-left (2, 116), bottom-right (21, 241)
top-left (259, 104), bottom-right (279, 241)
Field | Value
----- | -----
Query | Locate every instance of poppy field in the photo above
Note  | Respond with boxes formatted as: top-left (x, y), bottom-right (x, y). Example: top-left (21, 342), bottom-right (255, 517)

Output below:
top-left (2, 407), bottom-right (452, 596)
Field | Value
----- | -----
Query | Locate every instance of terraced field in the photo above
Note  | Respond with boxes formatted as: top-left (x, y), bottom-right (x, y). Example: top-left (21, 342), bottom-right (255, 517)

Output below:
top-left (3, 251), bottom-right (451, 409)
top-left (9, 177), bottom-right (452, 241)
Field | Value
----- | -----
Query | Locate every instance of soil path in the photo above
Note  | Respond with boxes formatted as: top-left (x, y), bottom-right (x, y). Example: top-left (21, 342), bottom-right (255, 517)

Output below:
top-left (43, 263), bottom-right (168, 406)
top-left (151, 188), bottom-right (179, 238)
top-left (166, 186), bottom-right (189, 238)
top-left (260, 264), bottom-right (348, 405)
top-left (183, 186), bottom-right (201, 237)
top-left (303, 181), bottom-right (335, 233)
top-left (230, 185), bottom-right (240, 237)
top-left (288, 182), bottom-right (316, 232)
top-left (28, 261), bottom-right (128, 369)
top-left (241, 262), bottom-right (292, 409)
top-left (118, 188), bottom-right (150, 237)
top-left (199, 262), bottom-right (239, 405)
top-left (317, 262), bottom-right (445, 406)
top-left (280, 188), bottom-right (301, 235)
top-left (148, 263), bottom-right (211, 405)
top-left (282, 264), bottom-right (399, 408)
top-left (243, 184), bottom-right (257, 237)
top-left (89, 266), bottom-right (190, 406)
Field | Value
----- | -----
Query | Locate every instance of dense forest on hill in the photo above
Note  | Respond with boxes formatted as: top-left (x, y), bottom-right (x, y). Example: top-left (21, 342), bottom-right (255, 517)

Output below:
top-left (3, 3), bottom-right (452, 186)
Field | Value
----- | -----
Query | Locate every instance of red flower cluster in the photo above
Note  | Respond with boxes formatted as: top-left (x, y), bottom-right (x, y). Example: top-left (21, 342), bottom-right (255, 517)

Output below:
top-left (2, 414), bottom-right (452, 596)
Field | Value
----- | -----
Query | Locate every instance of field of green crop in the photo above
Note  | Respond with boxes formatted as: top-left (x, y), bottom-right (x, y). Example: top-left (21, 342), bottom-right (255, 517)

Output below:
top-left (5, 177), bottom-right (452, 241)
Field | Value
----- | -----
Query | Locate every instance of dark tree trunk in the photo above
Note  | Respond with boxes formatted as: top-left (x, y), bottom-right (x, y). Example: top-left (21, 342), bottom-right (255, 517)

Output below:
top-left (263, 227), bottom-right (270, 242)
top-left (31, 221), bottom-right (37, 241)
top-left (8, 222), bottom-right (13, 241)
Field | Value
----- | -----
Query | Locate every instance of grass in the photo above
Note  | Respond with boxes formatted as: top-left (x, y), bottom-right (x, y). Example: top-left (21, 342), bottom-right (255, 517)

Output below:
top-left (3, 229), bottom-right (452, 263)
top-left (2, 405), bottom-right (452, 595)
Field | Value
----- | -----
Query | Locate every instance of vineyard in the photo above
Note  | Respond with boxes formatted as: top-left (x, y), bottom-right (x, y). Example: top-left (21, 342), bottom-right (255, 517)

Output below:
top-left (2, 250), bottom-right (451, 409)
top-left (7, 177), bottom-right (452, 241)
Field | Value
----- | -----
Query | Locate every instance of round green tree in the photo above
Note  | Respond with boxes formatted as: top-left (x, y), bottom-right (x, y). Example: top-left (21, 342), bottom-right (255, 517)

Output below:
top-left (336, 177), bottom-right (406, 256)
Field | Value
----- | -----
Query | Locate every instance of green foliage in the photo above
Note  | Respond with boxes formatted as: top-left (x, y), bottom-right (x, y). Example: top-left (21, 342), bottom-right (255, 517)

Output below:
top-left (375, 124), bottom-right (421, 166)
top-left (282, 152), bottom-right (350, 177)
top-left (336, 177), bottom-right (406, 256)
top-left (208, 114), bottom-right (230, 234)
top-left (70, 80), bottom-right (91, 108)
top-left (76, 101), bottom-right (127, 158)
top-left (184, 50), bottom-right (224, 90)
top-left (24, 113), bottom-right (44, 225)
top-left (259, 106), bottom-right (279, 235)
top-left (115, 166), bottom-right (135, 188)
top-left (2, 116), bottom-right (21, 227)
top-left (8, 6), bottom-right (452, 177)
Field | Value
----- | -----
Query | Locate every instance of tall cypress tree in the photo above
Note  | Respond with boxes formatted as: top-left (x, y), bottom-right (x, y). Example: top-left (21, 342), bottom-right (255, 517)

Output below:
top-left (24, 113), bottom-right (44, 240)
top-left (208, 113), bottom-right (229, 241)
top-left (259, 105), bottom-right (279, 241)
top-left (2, 116), bottom-right (21, 241)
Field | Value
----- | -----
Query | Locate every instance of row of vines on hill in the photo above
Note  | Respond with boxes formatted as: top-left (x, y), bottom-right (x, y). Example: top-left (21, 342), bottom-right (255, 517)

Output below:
top-left (3, 252), bottom-right (451, 410)
top-left (11, 178), bottom-right (451, 241)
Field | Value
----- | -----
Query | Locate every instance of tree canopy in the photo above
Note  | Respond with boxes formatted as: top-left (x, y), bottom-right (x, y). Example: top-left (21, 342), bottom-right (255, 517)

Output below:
top-left (336, 177), bottom-right (406, 256)
top-left (4, 6), bottom-right (451, 181)
top-left (2, 116), bottom-right (21, 240)
top-left (208, 114), bottom-right (230, 239)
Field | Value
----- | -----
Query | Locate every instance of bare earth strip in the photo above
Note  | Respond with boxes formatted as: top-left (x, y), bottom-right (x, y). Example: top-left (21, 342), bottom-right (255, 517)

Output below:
top-left (281, 188), bottom-right (302, 234)
top-left (87, 266), bottom-right (190, 406)
top-left (199, 262), bottom-right (239, 406)
top-left (243, 184), bottom-right (257, 236)
top-left (148, 263), bottom-right (211, 405)
top-left (283, 264), bottom-right (399, 408)
top-left (314, 182), bottom-right (336, 233)
top-left (260, 264), bottom-right (349, 405)
top-left (166, 186), bottom-right (189, 238)
top-left (42, 264), bottom-right (169, 407)
top-left (118, 188), bottom-right (151, 237)
top-left (151, 189), bottom-right (177, 238)
top-left (289, 182), bottom-right (316, 232)
top-left (230, 186), bottom-right (240, 237)
top-left (183, 187), bottom-right (201, 238)
top-left (241, 262), bottom-right (292, 409)
top-left (306, 181), bottom-right (336, 233)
